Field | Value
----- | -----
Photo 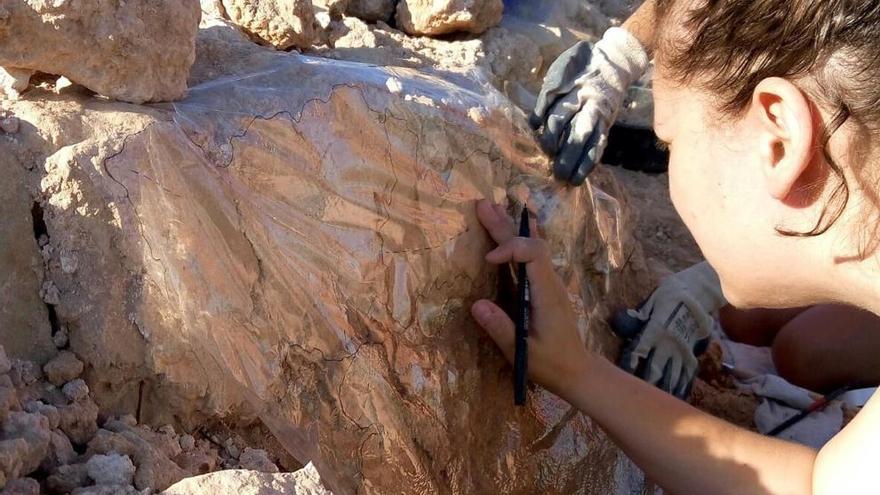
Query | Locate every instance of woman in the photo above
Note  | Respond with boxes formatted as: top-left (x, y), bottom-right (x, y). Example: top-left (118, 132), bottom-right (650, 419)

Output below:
top-left (471, 0), bottom-right (880, 492)
top-left (532, 0), bottom-right (880, 398)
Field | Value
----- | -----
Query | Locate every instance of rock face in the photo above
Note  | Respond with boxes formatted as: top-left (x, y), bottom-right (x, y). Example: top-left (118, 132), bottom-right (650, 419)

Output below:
top-left (0, 0), bottom-right (200, 103)
top-left (5, 23), bottom-right (649, 494)
top-left (164, 463), bottom-right (330, 495)
top-left (397, 0), bottom-right (503, 36)
top-left (219, 0), bottom-right (316, 49)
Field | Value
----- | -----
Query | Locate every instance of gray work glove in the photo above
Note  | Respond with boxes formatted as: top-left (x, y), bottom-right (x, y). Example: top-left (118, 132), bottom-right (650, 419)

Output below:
top-left (610, 262), bottom-right (727, 398)
top-left (530, 27), bottom-right (649, 186)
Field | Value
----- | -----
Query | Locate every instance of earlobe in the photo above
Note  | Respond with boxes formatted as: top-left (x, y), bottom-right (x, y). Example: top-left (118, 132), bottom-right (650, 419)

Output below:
top-left (751, 78), bottom-right (815, 200)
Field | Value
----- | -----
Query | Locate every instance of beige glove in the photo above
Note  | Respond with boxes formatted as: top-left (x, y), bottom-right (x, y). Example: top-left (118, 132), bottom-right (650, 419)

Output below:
top-left (610, 261), bottom-right (727, 398)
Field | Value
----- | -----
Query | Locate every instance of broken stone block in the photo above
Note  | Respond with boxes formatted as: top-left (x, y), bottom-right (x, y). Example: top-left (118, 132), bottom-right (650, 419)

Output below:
top-left (397, 0), bottom-right (503, 36)
top-left (62, 379), bottom-right (90, 402)
top-left (58, 398), bottom-right (99, 445)
top-left (45, 463), bottom-right (90, 494)
top-left (178, 435), bottom-right (196, 453)
top-left (0, 67), bottom-right (32, 100)
top-left (40, 430), bottom-right (76, 473)
top-left (0, 0), bottom-right (200, 103)
top-left (1, 412), bottom-right (51, 476)
top-left (0, 477), bottom-right (38, 495)
top-left (23, 401), bottom-right (59, 430)
top-left (43, 351), bottom-right (84, 386)
top-left (86, 453), bottom-right (136, 486)
top-left (164, 463), bottom-right (331, 495)
top-left (220, 0), bottom-right (316, 49)
top-left (0, 439), bottom-right (27, 481)
top-left (237, 448), bottom-right (277, 473)
top-left (0, 387), bottom-right (18, 424)
top-left (86, 424), bottom-right (188, 492)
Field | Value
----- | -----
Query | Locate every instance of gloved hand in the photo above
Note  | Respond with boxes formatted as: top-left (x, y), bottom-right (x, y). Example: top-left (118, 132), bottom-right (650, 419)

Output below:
top-left (530, 27), bottom-right (649, 186)
top-left (610, 262), bottom-right (727, 398)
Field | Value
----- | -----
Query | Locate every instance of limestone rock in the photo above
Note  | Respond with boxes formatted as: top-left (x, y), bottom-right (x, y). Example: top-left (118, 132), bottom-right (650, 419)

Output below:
top-left (346, 0), bottom-right (396, 22)
top-left (43, 351), bottom-right (83, 386)
top-left (58, 398), bottom-right (99, 445)
top-left (46, 463), bottom-right (90, 494)
top-left (220, 0), bottom-right (316, 49)
top-left (23, 401), bottom-right (59, 430)
top-left (397, 0), bottom-right (503, 36)
top-left (0, 439), bottom-right (27, 481)
top-left (0, 0), bottom-right (200, 103)
top-left (86, 422), bottom-right (188, 492)
top-left (86, 454), bottom-right (136, 486)
top-left (8, 33), bottom-right (648, 493)
top-left (0, 67), bottom-right (32, 100)
top-left (163, 463), bottom-right (330, 495)
top-left (2, 412), bottom-right (51, 476)
top-left (62, 379), bottom-right (90, 402)
top-left (41, 430), bottom-right (76, 472)
top-left (0, 477), bottom-right (38, 495)
top-left (237, 448), bottom-right (277, 473)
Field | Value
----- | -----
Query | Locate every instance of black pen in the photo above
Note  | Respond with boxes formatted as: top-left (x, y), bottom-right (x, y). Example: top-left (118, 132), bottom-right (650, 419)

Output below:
top-left (514, 207), bottom-right (530, 406)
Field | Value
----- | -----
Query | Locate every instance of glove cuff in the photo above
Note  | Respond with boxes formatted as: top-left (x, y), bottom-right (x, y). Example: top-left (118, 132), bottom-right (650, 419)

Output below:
top-left (676, 261), bottom-right (728, 314)
top-left (596, 27), bottom-right (650, 87)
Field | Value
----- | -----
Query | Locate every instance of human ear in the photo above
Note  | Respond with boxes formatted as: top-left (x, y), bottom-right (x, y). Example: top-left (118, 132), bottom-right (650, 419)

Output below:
top-left (750, 78), bottom-right (815, 200)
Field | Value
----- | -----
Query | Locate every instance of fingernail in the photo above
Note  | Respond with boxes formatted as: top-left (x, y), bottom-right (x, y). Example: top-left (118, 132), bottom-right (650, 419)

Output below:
top-left (472, 301), bottom-right (493, 321)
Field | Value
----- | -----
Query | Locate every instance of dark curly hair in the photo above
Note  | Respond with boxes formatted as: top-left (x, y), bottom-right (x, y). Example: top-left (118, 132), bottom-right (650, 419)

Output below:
top-left (654, 0), bottom-right (880, 242)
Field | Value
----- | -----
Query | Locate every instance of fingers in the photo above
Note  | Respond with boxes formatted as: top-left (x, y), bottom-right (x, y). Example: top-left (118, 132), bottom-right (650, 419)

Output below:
top-left (471, 300), bottom-right (515, 362)
top-left (531, 41), bottom-right (594, 129)
top-left (476, 199), bottom-right (515, 245)
top-left (539, 90), bottom-right (582, 156)
top-left (609, 309), bottom-right (647, 340)
top-left (554, 111), bottom-right (607, 185)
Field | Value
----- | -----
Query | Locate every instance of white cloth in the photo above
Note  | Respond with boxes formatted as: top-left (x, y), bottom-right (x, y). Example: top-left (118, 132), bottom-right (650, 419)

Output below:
top-left (714, 323), bottom-right (845, 449)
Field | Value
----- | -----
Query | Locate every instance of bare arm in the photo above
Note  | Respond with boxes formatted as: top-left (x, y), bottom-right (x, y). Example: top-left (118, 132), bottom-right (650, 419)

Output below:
top-left (570, 355), bottom-right (816, 495)
top-left (471, 200), bottom-right (823, 495)
top-left (622, 0), bottom-right (658, 56)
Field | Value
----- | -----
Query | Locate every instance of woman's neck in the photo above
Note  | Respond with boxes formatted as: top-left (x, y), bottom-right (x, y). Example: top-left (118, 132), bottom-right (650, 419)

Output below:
top-left (834, 253), bottom-right (880, 316)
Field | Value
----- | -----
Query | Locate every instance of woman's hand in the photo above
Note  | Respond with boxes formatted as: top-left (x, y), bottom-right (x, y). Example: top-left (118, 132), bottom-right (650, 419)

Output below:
top-left (470, 199), bottom-right (592, 401)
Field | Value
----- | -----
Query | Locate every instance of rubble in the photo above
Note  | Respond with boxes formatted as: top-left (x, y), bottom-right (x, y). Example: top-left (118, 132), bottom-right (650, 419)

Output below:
top-left (0, 0), bottom-right (200, 103)
top-left (86, 454), bottom-right (136, 486)
top-left (218, 0), bottom-right (316, 49)
top-left (0, 68), bottom-right (32, 100)
top-left (43, 351), bottom-right (84, 386)
top-left (163, 463), bottom-right (331, 495)
top-left (396, 0), bottom-right (504, 36)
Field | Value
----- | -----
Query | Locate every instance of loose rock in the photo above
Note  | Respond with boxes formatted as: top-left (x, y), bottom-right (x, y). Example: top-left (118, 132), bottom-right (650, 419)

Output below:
top-left (396, 0), bottom-right (503, 36)
top-left (0, 347), bottom-right (10, 375)
top-left (0, 477), bottom-right (39, 495)
top-left (45, 463), bottom-right (90, 494)
top-left (220, 0), bottom-right (316, 49)
top-left (237, 448), bottom-right (277, 473)
top-left (0, 0), bottom-right (201, 103)
top-left (62, 379), bottom-right (90, 402)
top-left (86, 454), bottom-right (136, 486)
top-left (0, 67), bottom-right (32, 100)
top-left (43, 352), bottom-right (83, 387)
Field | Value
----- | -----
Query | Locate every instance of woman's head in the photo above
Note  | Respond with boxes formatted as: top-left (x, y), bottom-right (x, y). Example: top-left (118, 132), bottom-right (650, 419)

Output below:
top-left (650, 0), bottom-right (880, 308)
